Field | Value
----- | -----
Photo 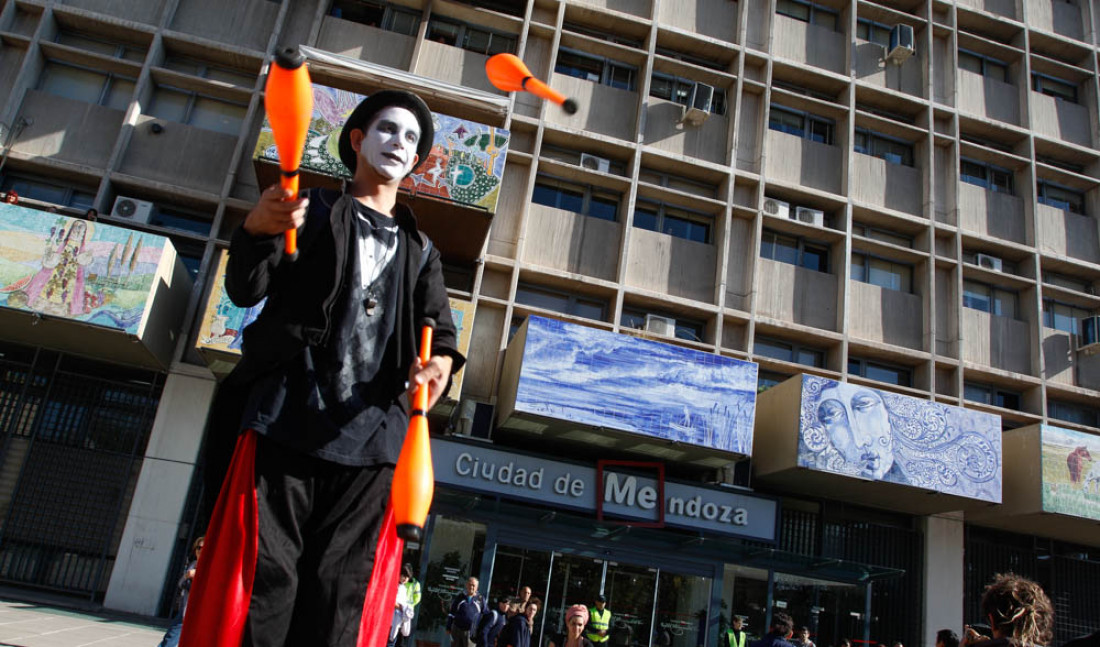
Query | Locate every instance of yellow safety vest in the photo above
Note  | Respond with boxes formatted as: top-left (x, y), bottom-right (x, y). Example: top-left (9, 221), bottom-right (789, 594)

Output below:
top-left (587, 607), bottom-right (611, 643)
top-left (726, 629), bottom-right (746, 647)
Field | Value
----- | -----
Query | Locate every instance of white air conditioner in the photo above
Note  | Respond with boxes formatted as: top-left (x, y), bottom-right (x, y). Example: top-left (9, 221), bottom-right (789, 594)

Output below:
top-left (683, 82), bottom-right (714, 125)
top-left (644, 314), bottom-right (677, 337)
top-left (975, 253), bottom-right (1003, 272)
top-left (579, 153), bottom-right (610, 173)
top-left (887, 24), bottom-right (916, 64)
top-left (794, 206), bottom-right (825, 227)
top-left (762, 197), bottom-right (790, 219)
top-left (111, 196), bottom-right (154, 224)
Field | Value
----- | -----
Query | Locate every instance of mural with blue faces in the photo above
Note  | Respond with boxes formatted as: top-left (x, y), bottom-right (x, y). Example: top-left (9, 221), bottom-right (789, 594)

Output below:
top-left (798, 375), bottom-right (1002, 502)
top-left (514, 316), bottom-right (759, 454)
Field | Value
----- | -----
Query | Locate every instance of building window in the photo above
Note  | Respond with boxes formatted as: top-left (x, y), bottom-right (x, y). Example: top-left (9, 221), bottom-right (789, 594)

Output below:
top-left (757, 370), bottom-right (789, 392)
top-left (1043, 271), bottom-right (1091, 294)
top-left (960, 159), bottom-right (1014, 194)
top-left (1043, 299), bottom-right (1092, 335)
top-left (55, 30), bottom-right (146, 62)
top-left (426, 17), bottom-right (516, 55)
top-left (760, 229), bottom-right (829, 273)
top-left (637, 168), bottom-right (718, 199)
top-left (516, 283), bottom-right (607, 321)
top-left (959, 50), bottom-right (1010, 83)
top-left (848, 357), bottom-right (912, 387)
top-left (620, 309), bottom-right (705, 342)
top-left (649, 74), bottom-right (727, 115)
top-left (1048, 399), bottom-right (1099, 428)
top-left (851, 224), bottom-right (913, 248)
top-left (654, 47), bottom-right (728, 72)
top-left (162, 56), bottom-right (256, 88)
top-left (1036, 181), bottom-right (1085, 215)
top-left (964, 382), bottom-right (1021, 410)
top-left (0, 174), bottom-right (95, 210)
top-left (964, 280), bottom-right (1018, 318)
top-left (564, 22), bottom-right (643, 48)
top-left (1032, 73), bottom-right (1078, 103)
top-left (856, 19), bottom-right (891, 47)
top-left (149, 86), bottom-right (247, 136)
top-left (329, 0), bottom-right (421, 37)
top-left (633, 202), bottom-right (711, 244)
top-left (769, 105), bottom-right (835, 145)
top-left (754, 337), bottom-right (826, 367)
top-left (38, 62), bottom-right (135, 111)
top-left (854, 129), bottom-right (915, 167)
top-left (150, 204), bottom-right (213, 236)
top-left (851, 254), bottom-right (912, 293)
top-left (532, 176), bottom-right (620, 222)
top-left (776, 0), bottom-right (839, 31)
top-left (555, 49), bottom-right (637, 91)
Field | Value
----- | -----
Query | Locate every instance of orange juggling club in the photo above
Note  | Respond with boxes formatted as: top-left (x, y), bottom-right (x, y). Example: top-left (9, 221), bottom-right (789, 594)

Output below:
top-left (391, 318), bottom-right (437, 541)
top-left (486, 53), bottom-right (578, 114)
top-left (264, 47), bottom-right (313, 261)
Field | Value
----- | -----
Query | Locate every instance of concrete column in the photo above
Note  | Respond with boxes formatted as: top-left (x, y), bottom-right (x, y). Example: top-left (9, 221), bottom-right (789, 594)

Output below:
top-left (921, 511), bottom-right (965, 647)
top-left (104, 370), bottom-right (216, 615)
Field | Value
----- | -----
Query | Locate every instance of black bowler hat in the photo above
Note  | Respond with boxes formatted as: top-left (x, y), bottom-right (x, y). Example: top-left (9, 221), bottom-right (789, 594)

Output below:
top-left (337, 89), bottom-right (435, 176)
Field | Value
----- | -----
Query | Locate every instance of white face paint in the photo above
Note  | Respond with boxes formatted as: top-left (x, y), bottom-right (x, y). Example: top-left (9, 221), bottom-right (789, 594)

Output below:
top-left (359, 106), bottom-right (421, 181)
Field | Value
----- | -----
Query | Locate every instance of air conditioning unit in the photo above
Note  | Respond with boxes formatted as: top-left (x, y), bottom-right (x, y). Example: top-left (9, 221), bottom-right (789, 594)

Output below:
top-left (456, 400), bottom-right (495, 439)
top-left (794, 206), bottom-right (825, 227)
top-left (762, 197), bottom-right (790, 219)
top-left (644, 314), bottom-right (677, 337)
top-left (975, 253), bottom-right (1003, 272)
top-left (887, 24), bottom-right (916, 64)
top-left (579, 153), bottom-right (610, 173)
top-left (111, 196), bottom-right (154, 224)
top-left (683, 82), bottom-right (714, 125)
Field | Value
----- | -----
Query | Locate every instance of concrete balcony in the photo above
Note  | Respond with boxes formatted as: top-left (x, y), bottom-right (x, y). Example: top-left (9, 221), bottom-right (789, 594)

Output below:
top-left (643, 97), bottom-right (729, 165)
top-left (958, 71), bottom-right (1020, 127)
top-left (1036, 203), bottom-right (1100, 264)
top-left (522, 204), bottom-right (621, 280)
top-left (1031, 92), bottom-right (1093, 148)
top-left (414, 41), bottom-right (503, 96)
top-left (957, 0), bottom-right (1017, 20)
top-left (0, 205), bottom-right (191, 369)
top-left (1025, 0), bottom-right (1085, 41)
top-left (854, 42), bottom-right (923, 98)
top-left (848, 281), bottom-right (924, 351)
top-left (962, 308), bottom-right (1032, 375)
top-left (169, 0), bottom-right (279, 53)
top-left (625, 227), bottom-right (716, 303)
top-left (546, 73), bottom-right (638, 143)
top-left (1041, 326), bottom-right (1100, 390)
top-left (316, 16), bottom-right (415, 69)
top-left (773, 15), bottom-right (845, 76)
top-left (958, 183), bottom-right (1027, 245)
top-left (755, 374), bottom-right (1003, 514)
top-left (13, 91), bottom-right (124, 170)
top-left (573, 0), bottom-right (650, 17)
top-left (656, 0), bottom-right (737, 43)
top-left (764, 130), bottom-right (843, 196)
top-left (851, 153), bottom-right (923, 216)
top-left (497, 315), bottom-right (760, 464)
top-left (968, 424), bottom-right (1099, 546)
top-left (120, 115), bottom-right (237, 196)
top-left (755, 259), bottom-right (838, 332)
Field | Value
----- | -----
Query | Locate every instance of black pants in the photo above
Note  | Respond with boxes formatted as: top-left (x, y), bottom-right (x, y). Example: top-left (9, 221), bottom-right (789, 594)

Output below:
top-left (243, 435), bottom-right (394, 647)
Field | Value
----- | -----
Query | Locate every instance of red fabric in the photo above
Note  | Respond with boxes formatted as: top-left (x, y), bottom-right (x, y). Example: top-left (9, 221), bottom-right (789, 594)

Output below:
top-left (179, 430), bottom-right (259, 647)
top-left (357, 501), bottom-right (404, 647)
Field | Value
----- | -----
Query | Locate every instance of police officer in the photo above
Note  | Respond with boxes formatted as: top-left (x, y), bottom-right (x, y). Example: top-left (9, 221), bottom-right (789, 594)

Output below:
top-left (723, 616), bottom-right (748, 647)
top-left (587, 594), bottom-right (611, 645)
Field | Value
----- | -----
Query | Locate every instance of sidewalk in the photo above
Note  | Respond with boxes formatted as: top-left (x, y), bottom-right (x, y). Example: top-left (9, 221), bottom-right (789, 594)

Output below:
top-left (0, 596), bottom-right (166, 647)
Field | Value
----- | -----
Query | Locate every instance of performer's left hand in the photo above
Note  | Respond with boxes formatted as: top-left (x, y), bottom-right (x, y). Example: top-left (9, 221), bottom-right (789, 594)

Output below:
top-left (408, 355), bottom-right (454, 410)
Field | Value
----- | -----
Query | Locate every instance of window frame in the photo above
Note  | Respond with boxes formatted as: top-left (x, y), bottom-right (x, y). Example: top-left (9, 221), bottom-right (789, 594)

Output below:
top-left (148, 84), bottom-right (248, 136)
top-left (776, 0), bottom-right (839, 31)
top-left (425, 16), bottom-right (516, 56)
top-left (963, 280), bottom-right (1018, 318)
top-left (769, 104), bottom-right (835, 145)
top-left (632, 200), bottom-right (713, 244)
top-left (854, 128), bottom-right (915, 167)
top-left (38, 60), bottom-right (136, 110)
top-left (754, 336), bottom-right (826, 368)
top-left (1047, 399), bottom-right (1099, 427)
top-left (856, 18), bottom-right (892, 47)
top-left (850, 253), bottom-right (913, 293)
top-left (958, 49), bottom-right (1011, 84)
top-left (960, 157), bottom-right (1014, 195)
top-left (516, 283), bottom-right (609, 322)
top-left (1032, 72), bottom-right (1079, 103)
top-left (760, 228), bottom-right (830, 273)
top-left (848, 357), bottom-right (912, 387)
top-left (555, 48), bottom-right (637, 91)
top-left (1042, 298), bottom-right (1092, 335)
top-left (531, 175), bottom-right (621, 222)
top-left (329, 0), bottom-right (421, 37)
top-left (0, 173), bottom-right (96, 210)
top-left (963, 382), bottom-right (1022, 411)
top-left (1036, 180), bottom-right (1085, 215)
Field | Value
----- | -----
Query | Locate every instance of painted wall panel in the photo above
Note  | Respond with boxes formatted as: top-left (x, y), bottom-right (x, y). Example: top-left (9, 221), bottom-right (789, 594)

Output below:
top-left (513, 316), bottom-right (758, 454)
top-left (1041, 424), bottom-right (1100, 521)
top-left (797, 374), bottom-right (1002, 502)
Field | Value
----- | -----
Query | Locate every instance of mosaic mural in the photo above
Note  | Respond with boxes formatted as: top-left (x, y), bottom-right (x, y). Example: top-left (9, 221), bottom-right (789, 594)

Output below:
top-left (1041, 424), bottom-right (1100, 521)
top-left (797, 375), bottom-right (1002, 502)
top-left (197, 250), bottom-right (475, 394)
top-left (254, 84), bottom-right (509, 213)
top-left (513, 316), bottom-right (759, 454)
top-left (0, 205), bottom-right (172, 335)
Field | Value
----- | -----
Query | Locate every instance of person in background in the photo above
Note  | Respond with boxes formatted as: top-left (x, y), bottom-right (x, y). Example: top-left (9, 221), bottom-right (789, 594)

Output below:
top-left (502, 597), bottom-right (541, 647)
top-left (586, 594), bottom-right (611, 646)
top-left (962, 573), bottom-right (1053, 647)
top-left (549, 604), bottom-right (594, 647)
top-left (157, 536), bottom-right (204, 647)
top-left (791, 627), bottom-right (816, 647)
top-left (937, 630), bottom-right (960, 647)
top-left (394, 564), bottom-right (421, 647)
top-left (476, 596), bottom-right (511, 647)
top-left (447, 577), bottom-right (485, 647)
top-left (723, 616), bottom-right (749, 647)
top-left (389, 569), bottom-right (415, 647)
top-left (515, 586), bottom-right (532, 613)
top-left (84, 208), bottom-right (98, 222)
top-left (748, 613), bottom-right (795, 647)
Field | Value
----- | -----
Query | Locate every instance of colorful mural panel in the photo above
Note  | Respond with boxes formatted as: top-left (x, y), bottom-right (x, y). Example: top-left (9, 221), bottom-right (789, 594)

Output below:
top-left (797, 375), bottom-right (1002, 502)
top-left (513, 316), bottom-right (759, 454)
top-left (1041, 424), bottom-right (1100, 521)
top-left (0, 205), bottom-right (171, 335)
top-left (254, 84), bottom-right (509, 213)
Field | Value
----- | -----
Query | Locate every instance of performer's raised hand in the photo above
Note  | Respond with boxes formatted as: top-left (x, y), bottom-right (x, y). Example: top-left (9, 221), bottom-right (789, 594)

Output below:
top-left (407, 354), bottom-right (454, 410)
top-left (243, 185), bottom-right (308, 237)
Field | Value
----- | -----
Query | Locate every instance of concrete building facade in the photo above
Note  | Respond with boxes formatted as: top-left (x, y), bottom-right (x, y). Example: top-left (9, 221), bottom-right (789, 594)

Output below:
top-left (0, 0), bottom-right (1098, 646)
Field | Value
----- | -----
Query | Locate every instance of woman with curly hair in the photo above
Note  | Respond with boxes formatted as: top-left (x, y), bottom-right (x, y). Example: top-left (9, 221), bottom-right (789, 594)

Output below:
top-left (963, 573), bottom-right (1053, 647)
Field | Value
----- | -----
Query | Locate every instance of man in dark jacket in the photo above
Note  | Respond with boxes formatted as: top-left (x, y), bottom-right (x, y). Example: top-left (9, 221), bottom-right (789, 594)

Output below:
top-left (476, 596), bottom-right (511, 647)
top-left (448, 577), bottom-right (486, 647)
top-left (749, 613), bottom-right (795, 647)
top-left (196, 89), bottom-right (463, 647)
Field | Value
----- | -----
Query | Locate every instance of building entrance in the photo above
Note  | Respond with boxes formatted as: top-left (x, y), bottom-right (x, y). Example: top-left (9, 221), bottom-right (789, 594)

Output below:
top-left (490, 544), bottom-right (712, 647)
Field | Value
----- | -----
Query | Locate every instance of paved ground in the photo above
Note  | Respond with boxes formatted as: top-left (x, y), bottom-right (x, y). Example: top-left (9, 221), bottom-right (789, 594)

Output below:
top-left (0, 596), bottom-right (167, 647)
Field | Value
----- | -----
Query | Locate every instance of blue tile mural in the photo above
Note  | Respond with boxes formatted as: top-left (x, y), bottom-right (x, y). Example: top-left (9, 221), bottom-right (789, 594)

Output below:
top-left (514, 316), bottom-right (759, 454)
top-left (797, 374), bottom-right (1002, 502)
